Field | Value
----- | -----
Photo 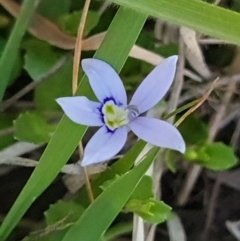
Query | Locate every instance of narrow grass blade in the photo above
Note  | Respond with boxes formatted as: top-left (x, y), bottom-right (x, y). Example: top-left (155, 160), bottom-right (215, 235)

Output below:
top-left (0, 0), bottom-right (40, 100)
top-left (109, 0), bottom-right (240, 45)
top-left (62, 148), bottom-right (159, 241)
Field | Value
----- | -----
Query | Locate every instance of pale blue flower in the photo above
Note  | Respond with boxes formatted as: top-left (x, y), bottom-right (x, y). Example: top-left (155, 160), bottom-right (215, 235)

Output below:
top-left (57, 56), bottom-right (185, 166)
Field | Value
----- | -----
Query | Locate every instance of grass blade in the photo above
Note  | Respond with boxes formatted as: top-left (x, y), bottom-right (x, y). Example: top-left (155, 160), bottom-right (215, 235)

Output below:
top-left (109, 0), bottom-right (240, 45)
top-left (62, 148), bottom-right (159, 241)
top-left (0, 0), bottom-right (39, 100)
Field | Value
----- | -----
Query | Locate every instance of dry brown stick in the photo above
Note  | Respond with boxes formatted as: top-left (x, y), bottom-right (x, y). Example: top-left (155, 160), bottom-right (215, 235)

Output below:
top-left (177, 79), bottom-right (218, 206)
top-left (204, 78), bottom-right (237, 236)
top-left (199, 39), bottom-right (231, 45)
top-left (72, 0), bottom-right (91, 93)
top-left (204, 173), bottom-right (222, 238)
top-left (209, 79), bottom-right (237, 140)
top-left (71, 0), bottom-right (94, 203)
top-left (230, 118), bottom-right (240, 149)
top-left (168, 38), bottom-right (186, 122)
top-left (146, 36), bottom-right (186, 241)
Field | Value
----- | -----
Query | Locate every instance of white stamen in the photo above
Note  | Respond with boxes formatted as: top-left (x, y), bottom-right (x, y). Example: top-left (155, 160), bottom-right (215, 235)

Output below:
top-left (102, 101), bottom-right (139, 130)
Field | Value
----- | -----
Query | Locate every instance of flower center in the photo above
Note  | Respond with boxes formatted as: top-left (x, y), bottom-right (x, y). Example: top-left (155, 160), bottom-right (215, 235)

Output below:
top-left (101, 100), bottom-right (139, 131)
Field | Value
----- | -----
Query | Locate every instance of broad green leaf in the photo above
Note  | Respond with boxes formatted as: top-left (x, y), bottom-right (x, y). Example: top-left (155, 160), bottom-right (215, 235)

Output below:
top-left (23, 216), bottom-right (73, 241)
top-left (37, 0), bottom-right (71, 21)
top-left (45, 200), bottom-right (85, 225)
top-left (24, 201), bottom-right (85, 241)
top-left (125, 199), bottom-right (171, 224)
top-left (0, 0), bottom-right (39, 100)
top-left (125, 176), bottom-right (171, 224)
top-left (13, 112), bottom-right (56, 144)
top-left (109, 0), bottom-right (240, 45)
top-left (185, 142), bottom-right (238, 170)
top-left (0, 8), bottom-right (147, 240)
top-left (62, 148), bottom-right (158, 241)
top-left (178, 115), bottom-right (209, 146)
top-left (24, 40), bottom-right (66, 80)
top-left (59, 10), bottom-right (100, 36)
top-left (34, 58), bottom-right (72, 110)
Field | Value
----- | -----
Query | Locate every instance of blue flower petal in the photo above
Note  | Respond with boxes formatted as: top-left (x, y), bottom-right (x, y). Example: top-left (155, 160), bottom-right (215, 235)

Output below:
top-left (129, 56), bottom-right (178, 114)
top-left (129, 116), bottom-right (185, 153)
top-left (82, 59), bottom-right (127, 105)
top-left (81, 126), bottom-right (128, 166)
top-left (56, 97), bottom-right (103, 126)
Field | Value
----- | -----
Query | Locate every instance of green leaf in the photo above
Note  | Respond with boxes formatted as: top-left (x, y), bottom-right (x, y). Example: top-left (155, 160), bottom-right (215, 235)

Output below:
top-left (125, 175), bottom-right (171, 224)
top-left (109, 0), bottom-right (240, 45)
top-left (125, 199), bottom-right (171, 224)
top-left (105, 222), bottom-right (132, 241)
top-left (130, 175), bottom-right (153, 200)
top-left (185, 142), bottom-right (238, 170)
top-left (45, 200), bottom-right (85, 225)
top-left (156, 43), bottom-right (179, 58)
top-left (0, 0), bottom-right (39, 100)
top-left (59, 10), bottom-right (100, 36)
top-left (165, 150), bottom-right (178, 173)
top-left (37, 0), bottom-right (71, 21)
top-left (178, 115), bottom-right (209, 146)
top-left (24, 40), bottom-right (66, 80)
top-left (24, 201), bottom-right (85, 240)
top-left (13, 112), bottom-right (55, 144)
top-left (0, 114), bottom-right (15, 150)
top-left (100, 175), bottom-right (153, 201)
top-left (34, 58), bottom-right (72, 110)
top-left (0, 8), bottom-right (147, 240)
top-left (62, 148), bottom-right (158, 241)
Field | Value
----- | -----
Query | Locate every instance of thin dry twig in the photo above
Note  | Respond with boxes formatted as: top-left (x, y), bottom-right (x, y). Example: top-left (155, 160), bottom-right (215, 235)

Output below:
top-left (167, 37), bottom-right (185, 122)
top-left (175, 78), bottom-right (218, 127)
top-left (146, 36), bottom-right (186, 241)
top-left (176, 78), bottom-right (218, 205)
top-left (71, 0), bottom-right (94, 203)
top-left (199, 38), bottom-right (231, 45)
top-left (72, 0), bottom-right (91, 93)
top-left (204, 173), bottom-right (222, 238)
top-left (0, 154), bottom-right (103, 176)
top-left (203, 78), bottom-right (239, 237)
top-left (0, 127), bottom-right (14, 136)
top-left (209, 78), bottom-right (237, 140)
top-left (230, 118), bottom-right (240, 148)
top-left (0, 142), bottom-right (41, 156)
